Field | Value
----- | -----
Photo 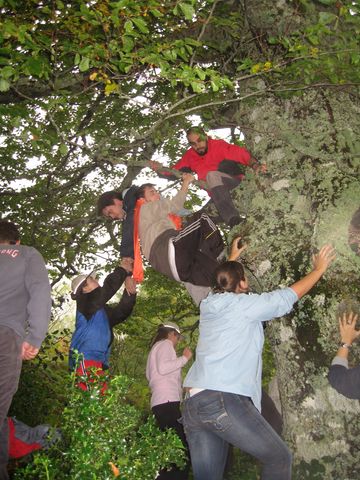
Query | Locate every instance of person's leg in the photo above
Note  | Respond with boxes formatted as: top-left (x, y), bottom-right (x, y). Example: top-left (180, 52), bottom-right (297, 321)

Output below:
top-left (206, 171), bottom-right (244, 227)
top-left (173, 213), bottom-right (224, 286)
top-left (0, 420), bottom-right (9, 480)
top-left (152, 402), bottom-right (190, 480)
top-left (261, 388), bottom-right (283, 436)
top-left (0, 326), bottom-right (23, 480)
top-left (182, 393), bottom-right (229, 480)
top-left (185, 426), bottom-right (228, 480)
top-left (182, 390), bottom-right (291, 480)
top-left (220, 392), bottom-right (292, 480)
top-left (182, 283), bottom-right (210, 306)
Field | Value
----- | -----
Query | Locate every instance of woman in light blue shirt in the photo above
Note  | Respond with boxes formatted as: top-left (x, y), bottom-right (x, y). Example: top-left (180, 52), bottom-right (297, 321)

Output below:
top-left (182, 244), bottom-right (335, 480)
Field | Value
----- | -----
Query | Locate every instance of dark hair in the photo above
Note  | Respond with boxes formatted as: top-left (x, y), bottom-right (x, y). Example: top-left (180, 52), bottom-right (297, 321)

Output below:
top-left (97, 191), bottom-right (123, 216)
top-left (213, 261), bottom-right (245, 293)
top-left (150, 325), bottom-right (178, 348)
top-left (186, 126), bottom-right (206, 138)
top-left (137, 183), bottom-right (156, 199)
top-left (0, 220), bottom-right (20, 244)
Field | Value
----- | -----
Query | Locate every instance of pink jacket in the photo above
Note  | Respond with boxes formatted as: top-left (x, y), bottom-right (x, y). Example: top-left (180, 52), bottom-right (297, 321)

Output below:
top-left (146, 339), bottom-right (188, 408)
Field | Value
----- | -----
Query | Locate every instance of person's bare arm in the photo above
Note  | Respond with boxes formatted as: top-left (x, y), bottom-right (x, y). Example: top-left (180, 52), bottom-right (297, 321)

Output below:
top-left (180, 173), bottom-right (195, 195)
top-left (228, 236), bottom-right (247, 261)
top-left (290, 245), bottom-right (336, 299)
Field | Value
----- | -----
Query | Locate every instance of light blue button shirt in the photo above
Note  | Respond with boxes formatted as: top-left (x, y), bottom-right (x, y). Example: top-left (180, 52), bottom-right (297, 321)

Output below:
top-left (184, 288), bottom-right (298, 411)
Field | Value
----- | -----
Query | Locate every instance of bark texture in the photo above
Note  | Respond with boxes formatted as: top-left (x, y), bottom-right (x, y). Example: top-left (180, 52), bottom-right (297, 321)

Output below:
top-left (227, 89), bottom-right (360, 478)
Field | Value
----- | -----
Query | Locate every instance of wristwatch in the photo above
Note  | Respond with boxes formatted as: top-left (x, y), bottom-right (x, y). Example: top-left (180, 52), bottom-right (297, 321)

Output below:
top-left (340, 343), bottom-right (352, 349)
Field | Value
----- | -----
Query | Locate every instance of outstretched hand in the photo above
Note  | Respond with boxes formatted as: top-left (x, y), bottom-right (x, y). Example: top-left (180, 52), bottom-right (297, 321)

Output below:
top-left (312, 245), bottom-right (336, 273)
top-left (339, 312), bottom-right (360, 346)
top-left (148, 160), bottom-right (162, 171)
top-left (181, 172), bottom-right (195, 185)
top-left (124, 276), bottom-right (137, 295)
top-left (228, 236), bottom-right (247, 261)
top-left (120, 257), bottom-right (134, 273)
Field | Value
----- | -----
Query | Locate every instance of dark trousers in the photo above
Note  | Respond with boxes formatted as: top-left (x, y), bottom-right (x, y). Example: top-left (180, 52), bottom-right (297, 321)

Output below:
top-left (0, 326), bottom-right (23, 480)
top-left (173, 213), bottom-right (224, 287)
top-left (152, 402), bottom-right (190, 480)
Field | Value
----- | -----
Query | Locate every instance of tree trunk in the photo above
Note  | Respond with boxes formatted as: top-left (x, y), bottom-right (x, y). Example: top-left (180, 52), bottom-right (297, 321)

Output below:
top-left (229, 88), bottom-right (360, 478)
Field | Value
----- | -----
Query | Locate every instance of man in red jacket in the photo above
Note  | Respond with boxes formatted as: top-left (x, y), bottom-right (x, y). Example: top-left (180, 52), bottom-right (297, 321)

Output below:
top-left (150, 126), bottom-right (261, 227)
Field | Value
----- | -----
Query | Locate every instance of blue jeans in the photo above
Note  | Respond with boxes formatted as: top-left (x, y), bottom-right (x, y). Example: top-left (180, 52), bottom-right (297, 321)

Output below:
top-left (181, 390), bottom-right (292, 480)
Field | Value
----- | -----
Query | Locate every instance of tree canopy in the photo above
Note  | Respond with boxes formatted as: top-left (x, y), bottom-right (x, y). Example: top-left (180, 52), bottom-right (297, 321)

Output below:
top-left (1, 0), bottom-right (359, 283)
top-left (2, 1), bottom-right (360, 477)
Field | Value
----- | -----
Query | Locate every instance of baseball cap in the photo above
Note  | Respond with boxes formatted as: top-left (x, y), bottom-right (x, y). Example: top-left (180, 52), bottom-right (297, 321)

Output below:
top-left (71, 270), bottom-right (96, 295)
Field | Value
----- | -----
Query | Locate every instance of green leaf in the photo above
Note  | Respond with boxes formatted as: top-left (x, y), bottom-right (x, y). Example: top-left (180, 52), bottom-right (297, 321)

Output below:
top-left (319, 12), bottom-right (337, 24)
top-left (268, 36), bottom-right (279, 45)
top-left (74, 53), bottom-right (80, 66)
top-left (190, 81), bottom-right (203, 93)
top-left (177, 47), bottom-right (188, 62)
top-left (59, 143), bottom-right (69, 155)
top-left (104, 82), bottom-right (119, 96)
top-left (210, 80), bottom-right (219, 92)
top-left (0, 66), bottom-right (15, 79)
top-left (184, 37), bottom-right (202, 47)
top-left (179, 2), bottom-right (195, 20)
top-left (162, 49), bottom-right (176, 61)
top-left (149, 8), bottom-right (163, 18)
top-left (0, 78), bottom-right (10, 91)
top-left (122, 36), bottom-right (134, 53)
top-left (195, 68), bottom-right (206, 80)
top-left (124, 20), bottom-right (134, 34)
top-left (79, 57), bottom-right (90, 72)
top-left (24, 57), bottom-right (44, 76)
top-left (132, 17), bottom-right (149, 34)
top-left (2, 21), bottom-right (18, 39)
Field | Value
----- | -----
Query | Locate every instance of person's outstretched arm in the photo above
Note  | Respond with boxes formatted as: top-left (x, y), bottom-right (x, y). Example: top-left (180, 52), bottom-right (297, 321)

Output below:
top-left (107, 289), bottom-right (137, 328)
top-left (290, 245), bottom-right (336, 299)
top-left (228, 236), bottom-right (247, 261)
top-left (180, 172), bottom-right (195, 194)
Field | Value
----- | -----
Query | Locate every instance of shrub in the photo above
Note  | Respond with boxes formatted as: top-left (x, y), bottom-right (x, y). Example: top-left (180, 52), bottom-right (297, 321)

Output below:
top-left (14, 372), bottom-right (186, 479)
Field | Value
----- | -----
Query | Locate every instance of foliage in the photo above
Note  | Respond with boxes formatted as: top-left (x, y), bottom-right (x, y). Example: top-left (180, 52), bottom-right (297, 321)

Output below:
top-left (0, 0), bottom-right (358, 286)
top-left (13, 373), bottom-right (186, 480)
top-left (109, 266), bottom-right (199, 409)
top-left (9, 328), bottom-right (70, 426)
top-left (2, 0), bottom-right (360, 476)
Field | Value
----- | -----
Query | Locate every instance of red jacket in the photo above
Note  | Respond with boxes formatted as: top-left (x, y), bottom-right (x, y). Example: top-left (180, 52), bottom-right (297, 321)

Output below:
top-left (173, 137), bottom-right (251, 182)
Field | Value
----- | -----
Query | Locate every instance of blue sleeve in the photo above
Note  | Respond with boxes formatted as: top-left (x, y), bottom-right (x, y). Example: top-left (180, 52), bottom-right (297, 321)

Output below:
top-left (245, 288), bottom-right (298, 323)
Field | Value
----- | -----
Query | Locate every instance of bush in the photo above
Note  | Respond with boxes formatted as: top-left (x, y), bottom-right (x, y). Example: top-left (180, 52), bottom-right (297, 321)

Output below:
top-left (14, 372), bottom-right (186, 479)
top-left (9, 329), bottom-right (71, 426)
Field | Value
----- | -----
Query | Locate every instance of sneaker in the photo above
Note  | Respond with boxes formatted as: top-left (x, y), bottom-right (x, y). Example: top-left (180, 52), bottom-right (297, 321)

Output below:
top-left (228, 215), bottom-right (246, 228)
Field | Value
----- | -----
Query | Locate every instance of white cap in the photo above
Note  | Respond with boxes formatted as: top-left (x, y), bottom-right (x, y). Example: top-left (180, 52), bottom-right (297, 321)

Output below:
top-left (71, 271), bottom-right (96, 295)
top-left (161, 322), bottom-right (182, 336)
